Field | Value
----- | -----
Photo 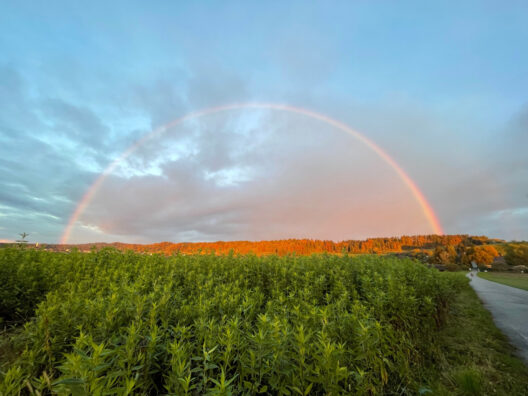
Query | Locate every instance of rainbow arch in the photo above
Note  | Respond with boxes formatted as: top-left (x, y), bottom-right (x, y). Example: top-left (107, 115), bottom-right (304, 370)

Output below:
top-left (60, 103), bottom-right (443, 244)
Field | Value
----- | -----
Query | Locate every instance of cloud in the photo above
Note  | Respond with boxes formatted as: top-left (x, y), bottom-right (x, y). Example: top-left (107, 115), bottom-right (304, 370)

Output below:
top-left (71, 108), bottom-right (436, 243)
top-left (0, 66), bottom-right (104, 241)
top-left (40, 98), bottom-right (109, 149)
top-left (186, 64), bottom-right (249, 109)
top-left (4, 63), bottom-right (528, 243)
top-left (126, 75), bottom-right (187, 128)
top-left (5, 59), bottom-right (522, 243)
top-left (1, 1), bottom-right (528, 244)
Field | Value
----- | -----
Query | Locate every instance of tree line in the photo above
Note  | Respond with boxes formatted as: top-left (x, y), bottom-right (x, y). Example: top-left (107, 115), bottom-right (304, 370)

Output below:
top-left (49, 234), bottom-right (491, 256)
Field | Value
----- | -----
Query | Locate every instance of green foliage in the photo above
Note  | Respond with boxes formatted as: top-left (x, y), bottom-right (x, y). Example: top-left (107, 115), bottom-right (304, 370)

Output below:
top-left (504, 243), bottom-right (528, 267)
top-left (0, 248), bottom-right (466, 394)
top-left (454, 368), bottom-right (483, 396)
top-left (431, 245), bottom-right (460, 270)
top-left (0, 248), bottom-right (79, 322)
top-left (423, 283), bottom-right (528, 395)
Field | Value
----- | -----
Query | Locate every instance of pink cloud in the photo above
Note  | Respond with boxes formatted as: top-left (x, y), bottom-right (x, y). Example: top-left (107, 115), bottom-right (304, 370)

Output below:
top-left (68, 110), bottom-right (437, 243)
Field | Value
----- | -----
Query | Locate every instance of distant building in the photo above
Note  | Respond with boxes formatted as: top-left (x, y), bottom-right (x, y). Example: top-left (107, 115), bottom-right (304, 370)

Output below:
top-left (492, 255), bottom-right (506, 265)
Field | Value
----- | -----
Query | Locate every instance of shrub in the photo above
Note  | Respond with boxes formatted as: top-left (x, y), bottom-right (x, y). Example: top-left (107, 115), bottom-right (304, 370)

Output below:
top-left (0, 248), bottom-right (465, 395)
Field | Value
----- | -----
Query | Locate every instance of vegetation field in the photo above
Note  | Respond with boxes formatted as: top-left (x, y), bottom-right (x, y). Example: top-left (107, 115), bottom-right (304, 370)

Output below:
top-left (477, 272), bottom-right (528, 291)
top-left (1, 248), bottom-right (527, 395)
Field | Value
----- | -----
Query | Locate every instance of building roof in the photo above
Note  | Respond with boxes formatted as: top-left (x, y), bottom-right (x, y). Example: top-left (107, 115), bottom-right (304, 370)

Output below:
top-left (493, 256), bottom-right (506, 264)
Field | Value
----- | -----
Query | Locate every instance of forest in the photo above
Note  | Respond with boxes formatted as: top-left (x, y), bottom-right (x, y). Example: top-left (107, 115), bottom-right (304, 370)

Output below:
top-left (15, 234), bottom-right (491, 255)
top-left (11, 234), bottom-right (527, 272)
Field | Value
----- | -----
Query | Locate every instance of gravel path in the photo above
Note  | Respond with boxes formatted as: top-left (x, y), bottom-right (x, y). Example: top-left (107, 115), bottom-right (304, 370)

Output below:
top-left (468, 271), bottom-right (528, 364)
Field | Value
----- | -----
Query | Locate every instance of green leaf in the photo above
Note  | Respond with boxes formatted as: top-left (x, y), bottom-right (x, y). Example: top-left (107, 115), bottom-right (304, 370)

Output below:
top-left (52, 377), bottom-right (85, 385)
top-left (244, 381), bottom-right (254, 389)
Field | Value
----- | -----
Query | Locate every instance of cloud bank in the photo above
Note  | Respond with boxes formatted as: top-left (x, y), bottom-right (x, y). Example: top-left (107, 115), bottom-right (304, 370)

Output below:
top-left (1, 1), bottom-right (528, 243)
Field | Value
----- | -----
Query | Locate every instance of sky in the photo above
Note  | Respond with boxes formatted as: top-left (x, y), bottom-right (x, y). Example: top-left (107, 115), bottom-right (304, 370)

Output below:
top-left (1, 1), bottom-right (527, 244)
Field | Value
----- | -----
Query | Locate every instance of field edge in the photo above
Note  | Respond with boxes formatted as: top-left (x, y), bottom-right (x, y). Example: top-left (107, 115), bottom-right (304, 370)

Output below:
top-left (428, 275), bottom-right (528, 394)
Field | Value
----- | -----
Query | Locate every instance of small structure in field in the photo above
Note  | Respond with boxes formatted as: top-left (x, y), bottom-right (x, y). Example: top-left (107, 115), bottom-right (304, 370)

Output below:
top-left (491, 255), bottom-right (510, 271)
top-left (493, 255), bottom-right (506, 265)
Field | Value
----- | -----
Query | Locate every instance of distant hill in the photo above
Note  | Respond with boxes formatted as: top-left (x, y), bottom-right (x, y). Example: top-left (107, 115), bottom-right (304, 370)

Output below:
top-left (1, 234), bottom-right (503, 256)
top-left (2, 234), bottom-right (525, 272)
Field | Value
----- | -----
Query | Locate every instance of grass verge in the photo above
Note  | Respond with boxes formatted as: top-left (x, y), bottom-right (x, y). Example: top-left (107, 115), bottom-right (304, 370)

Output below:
top-left (427, 275), bottom-right (528, 395)
top-left (477, 272), bottom-right (528, 291)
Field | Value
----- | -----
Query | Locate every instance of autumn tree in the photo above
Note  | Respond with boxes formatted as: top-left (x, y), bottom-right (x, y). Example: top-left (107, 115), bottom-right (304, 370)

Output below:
top-left (467, 245), bottom-right (499, 265)
top-left (504, 243), bottom-right (528, 267)
top-left (432, 245), bottom-right (458, 269)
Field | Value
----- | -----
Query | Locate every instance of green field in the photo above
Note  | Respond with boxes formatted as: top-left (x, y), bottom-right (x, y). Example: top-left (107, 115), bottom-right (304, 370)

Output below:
top-left (1, 248), bottom-right (527, 395)
top-left (478, 272), bottom-right (528, 291)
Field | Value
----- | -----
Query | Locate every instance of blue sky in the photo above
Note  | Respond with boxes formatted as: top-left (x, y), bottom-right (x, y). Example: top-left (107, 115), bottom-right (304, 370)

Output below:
top-left (1, 1), bottom-right (527, 243)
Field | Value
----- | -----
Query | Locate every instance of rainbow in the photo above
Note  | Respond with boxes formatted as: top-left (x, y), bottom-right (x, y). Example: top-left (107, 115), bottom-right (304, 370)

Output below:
top-left (60, 103), bottom-right (443, 244)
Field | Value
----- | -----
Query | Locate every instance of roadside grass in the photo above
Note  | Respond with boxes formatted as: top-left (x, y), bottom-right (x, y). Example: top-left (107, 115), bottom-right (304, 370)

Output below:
top-left (478, 272), bottom-right (528, 291)
top-left (427, 277), bottom-right (528, 395)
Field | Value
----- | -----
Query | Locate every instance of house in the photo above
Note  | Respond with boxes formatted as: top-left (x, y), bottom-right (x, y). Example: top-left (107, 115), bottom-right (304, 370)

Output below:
top-left (491, 255), bottom-right (509, 271)
top-left (493, 256), bottom-right (506, 265)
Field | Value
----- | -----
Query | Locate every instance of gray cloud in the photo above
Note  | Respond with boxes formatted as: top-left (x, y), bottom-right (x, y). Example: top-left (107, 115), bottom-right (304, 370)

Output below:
top-left (73, 106), bottom-right (435, 243)
top-left (186, 64), bottom-right (249, 109)
top-left (126, 75), bottom-right (187, 128)
top-left (0, 66), bottom-right (103, 241)
top-left (40, 98), bottom-right (109, 149)
top-left (1, 12), bottom-right (528, 244)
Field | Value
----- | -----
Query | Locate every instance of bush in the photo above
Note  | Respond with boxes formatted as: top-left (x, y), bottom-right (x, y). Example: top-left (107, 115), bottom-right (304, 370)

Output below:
top-left (505, 244), bottom-right (528, 267)
top-left (0, 249), bottom-right (465, 395)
